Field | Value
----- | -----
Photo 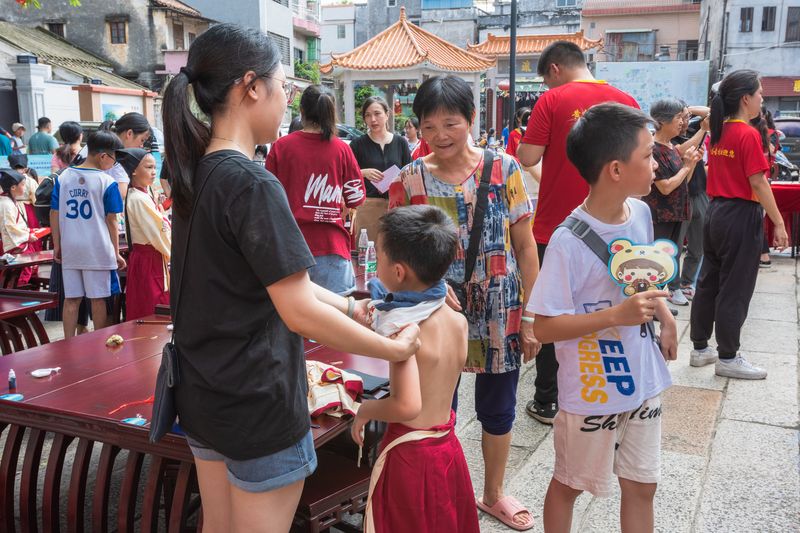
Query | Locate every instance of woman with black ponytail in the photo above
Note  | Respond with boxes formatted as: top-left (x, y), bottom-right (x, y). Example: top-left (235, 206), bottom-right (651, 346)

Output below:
top-left (98, 112), bottom-right (151, 198)
top-left (689, 70), bottom-right (788, 380)
top-left (162, 24), bottom-right (418, 531)
top-left (266, 84), bottom-right (366, 294)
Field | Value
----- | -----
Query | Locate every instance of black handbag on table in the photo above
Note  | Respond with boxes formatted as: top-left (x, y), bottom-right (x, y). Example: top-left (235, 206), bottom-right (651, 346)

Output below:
top-left (149, 155), bottom-right (236, 443)
top-left (447, 149), bottom-right (495, 312)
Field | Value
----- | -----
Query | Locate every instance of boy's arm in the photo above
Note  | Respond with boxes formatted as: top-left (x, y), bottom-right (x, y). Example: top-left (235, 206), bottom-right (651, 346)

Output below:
top-left (105, 213), bottom-right (126, 270)
top-left (351, 356), bottom-right (422, 446)
top-left (654, 298), bottom-right (678, 361)
top-left (50, 210), bottom-right (61, 262)
top-left (533, 290), bottom-right (668, 344)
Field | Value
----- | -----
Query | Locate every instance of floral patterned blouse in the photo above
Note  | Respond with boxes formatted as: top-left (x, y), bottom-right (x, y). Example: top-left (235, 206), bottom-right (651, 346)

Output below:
top-left (389, 152), bottom-right (533, 374)
top-left (643, 142), bottom-right (690, 223)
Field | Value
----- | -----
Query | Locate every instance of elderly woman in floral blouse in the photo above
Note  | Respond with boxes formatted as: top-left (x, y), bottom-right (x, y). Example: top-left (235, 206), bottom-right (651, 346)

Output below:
top-left (390, 75), bottom-right (540, 531)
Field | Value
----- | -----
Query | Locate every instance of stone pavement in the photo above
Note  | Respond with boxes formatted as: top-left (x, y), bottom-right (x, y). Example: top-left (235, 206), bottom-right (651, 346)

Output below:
top-left (455, 253), bottom-right (800, 532)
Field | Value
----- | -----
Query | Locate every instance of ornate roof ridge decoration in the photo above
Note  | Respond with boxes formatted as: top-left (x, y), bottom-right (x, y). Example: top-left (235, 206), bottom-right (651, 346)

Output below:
top-left (320, 6), bottom-right (495, 74)
top-left (467, 30), bottom-right (603, 57)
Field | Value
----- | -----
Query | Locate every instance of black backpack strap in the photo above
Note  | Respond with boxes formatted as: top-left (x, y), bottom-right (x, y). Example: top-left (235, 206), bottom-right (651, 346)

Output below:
top-left (558, 216), bottom-right (610, 265)
top-left (558, 215), bottom-right (656, 340)
top-left (463, 149), bottom-right (495, 284)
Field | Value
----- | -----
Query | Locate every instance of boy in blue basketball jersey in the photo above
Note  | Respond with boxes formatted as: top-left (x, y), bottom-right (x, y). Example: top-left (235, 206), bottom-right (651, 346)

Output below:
top-left (51, 131), bottom-right (126, 339)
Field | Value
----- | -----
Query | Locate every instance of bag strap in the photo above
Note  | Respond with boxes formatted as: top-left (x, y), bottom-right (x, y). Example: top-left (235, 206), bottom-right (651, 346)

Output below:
top-left (171, 154), bottom-right (238, 340)
top-left (558, 216), bottom-right (611, 265)
top-left (558, 215), bottom-right (656, 339)
top-left (463, 149), bottom-right (495, 284)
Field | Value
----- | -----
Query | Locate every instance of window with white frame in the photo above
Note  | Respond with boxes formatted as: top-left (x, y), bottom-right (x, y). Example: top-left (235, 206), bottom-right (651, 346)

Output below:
top-left (337, 24), bottom-right (346, 39)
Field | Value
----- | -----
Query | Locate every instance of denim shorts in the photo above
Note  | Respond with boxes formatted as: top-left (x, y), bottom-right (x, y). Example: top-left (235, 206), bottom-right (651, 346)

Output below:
top-left (186, 430), bottom-right (317, 493)
top-left (308, 254), bottom-right (356, 295)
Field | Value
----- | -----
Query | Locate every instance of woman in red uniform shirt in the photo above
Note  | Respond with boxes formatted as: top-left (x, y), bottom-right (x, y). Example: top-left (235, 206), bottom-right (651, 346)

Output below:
top-left (504, 107), bottom-right (530, 160)
top-left (689, 70), bottom-right (788, 380)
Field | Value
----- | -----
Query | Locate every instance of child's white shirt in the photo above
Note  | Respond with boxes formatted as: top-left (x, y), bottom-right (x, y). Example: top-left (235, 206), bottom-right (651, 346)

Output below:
top-left (528, 198), bottom-right (671, 416)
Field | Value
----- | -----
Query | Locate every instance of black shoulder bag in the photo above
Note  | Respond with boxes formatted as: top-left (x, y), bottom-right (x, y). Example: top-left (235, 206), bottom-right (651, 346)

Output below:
top-left (149, 155), bottom-right (236, 443)
top-left (559, 216), bottom-right (656, 340)
top-left (447, 149), bottom-right (495, 311)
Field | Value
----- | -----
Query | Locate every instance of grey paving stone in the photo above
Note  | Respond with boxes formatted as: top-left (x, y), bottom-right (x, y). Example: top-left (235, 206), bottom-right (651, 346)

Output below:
top-left (747, 292), bottom-right (797, 323)
top-left (720, 351), bottom-right (798, 428)
top-left (695, 419), bottom-right (800, 533)
top-left (668, 343), bottom-right (727, 391)
top-left (661, 386), bottom-right (722, 456)
top-left (574, 451), bottom-right (706, 533)
top-left (753, 266), bottom-right (798, 295)
top-left (738, 318), bottom-right (798, 354)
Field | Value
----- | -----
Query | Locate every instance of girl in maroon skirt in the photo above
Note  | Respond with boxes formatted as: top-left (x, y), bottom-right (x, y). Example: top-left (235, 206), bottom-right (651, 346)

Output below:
top-left (116, 148), bottom-right (171, 320)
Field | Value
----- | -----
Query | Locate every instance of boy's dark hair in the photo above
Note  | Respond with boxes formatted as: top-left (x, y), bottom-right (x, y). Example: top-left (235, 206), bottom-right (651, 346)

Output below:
top-left (86, 130), bottom-right (124, 155)
top-left (37, 117), bottom-right (51, 130)
top-left (566, 103), bottom-right (653, 185)
top-left (378, 205), bottom-right (458, 285)
top-left (412, 75), bottom-right (474, 124)
top-left (537, 41), bottom-right (586, 77)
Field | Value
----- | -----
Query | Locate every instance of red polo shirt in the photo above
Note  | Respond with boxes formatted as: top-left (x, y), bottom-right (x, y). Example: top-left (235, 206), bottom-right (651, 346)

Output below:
top-left (521, 80), bottom-right (639, 244)
top-left (706, 120), bottom-right (769, 202)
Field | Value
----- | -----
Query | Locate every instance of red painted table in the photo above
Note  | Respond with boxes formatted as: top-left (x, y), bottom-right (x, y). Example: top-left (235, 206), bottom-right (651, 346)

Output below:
top-left (765, 183), bottom-right (800, 257)
top-left (0, 318), bottom-right (388, 532)
top-left (0, 289), bottom-right (58, 354)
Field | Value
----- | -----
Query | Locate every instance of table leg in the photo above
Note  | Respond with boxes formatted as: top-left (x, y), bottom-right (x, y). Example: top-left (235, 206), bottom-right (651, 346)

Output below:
top-left (1, 424), bottom-right (25, 533)
top-left (91, 443), bottom-right (121, 533)
top-left (67, 438), bottom-right (94, 533)
top-left (29, 311), bottom-right (51, 345)
top-left (7, 315), bottom-right (37, 350)
top-left (20, 427), bottom-right (46, 533)
top-left (43, 433), bottom-right (74, 533)
top-left (141, 455), bottom-right (168, 532)
top-left (117, 451), bottom-right (145, 533)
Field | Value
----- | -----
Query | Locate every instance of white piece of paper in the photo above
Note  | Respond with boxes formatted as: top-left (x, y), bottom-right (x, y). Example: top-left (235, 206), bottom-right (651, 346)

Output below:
top-left (373, 165), bottom-right (401, 194)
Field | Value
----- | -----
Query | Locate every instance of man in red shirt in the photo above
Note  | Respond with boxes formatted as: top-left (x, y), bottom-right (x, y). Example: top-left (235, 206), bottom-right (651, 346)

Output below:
top-left (517, 41), bottom-right (640, 425)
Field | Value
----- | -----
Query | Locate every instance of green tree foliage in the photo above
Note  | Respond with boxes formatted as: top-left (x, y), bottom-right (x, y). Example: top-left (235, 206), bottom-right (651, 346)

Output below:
top-left (294, 60), bottom-right (320, 84)
top-left (354, 85), bottom-right (377, 131)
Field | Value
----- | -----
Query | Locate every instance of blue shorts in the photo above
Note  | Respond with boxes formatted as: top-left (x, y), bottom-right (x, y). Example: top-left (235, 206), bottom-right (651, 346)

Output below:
top-left (186, 431), bottom-right (317, 493)
top-left (308, 254), bottom-right (355, 295)
top-left (452, 368), bottom-right (520, 436)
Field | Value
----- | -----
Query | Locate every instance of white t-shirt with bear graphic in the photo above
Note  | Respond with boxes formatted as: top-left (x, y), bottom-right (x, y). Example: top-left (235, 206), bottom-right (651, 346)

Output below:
top-left (528, 198), bottom-right (672, 416)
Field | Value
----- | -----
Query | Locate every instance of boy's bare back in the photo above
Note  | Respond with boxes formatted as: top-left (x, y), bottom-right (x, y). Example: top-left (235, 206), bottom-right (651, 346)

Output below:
top-left (401, 304), bottom-right (468, 429)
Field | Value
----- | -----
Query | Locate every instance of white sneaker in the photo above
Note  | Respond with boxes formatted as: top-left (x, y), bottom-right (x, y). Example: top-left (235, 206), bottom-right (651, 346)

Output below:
top-left (668, 289), bottom-right (689, 306)
top-left (715, 354), bottom-right (767, 380)
top-left (690, 346), bottom-right (717, 367)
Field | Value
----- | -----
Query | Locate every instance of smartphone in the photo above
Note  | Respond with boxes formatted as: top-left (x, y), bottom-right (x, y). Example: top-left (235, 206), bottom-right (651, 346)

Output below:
top-left (699, 131), bottom-right (708, 147)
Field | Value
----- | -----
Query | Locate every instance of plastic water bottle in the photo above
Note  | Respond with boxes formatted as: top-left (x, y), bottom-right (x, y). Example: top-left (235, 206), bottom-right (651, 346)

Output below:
top-left (357, 229), bottom-right (369, 267)
top-left (365, 241), bottom-right (377, 279)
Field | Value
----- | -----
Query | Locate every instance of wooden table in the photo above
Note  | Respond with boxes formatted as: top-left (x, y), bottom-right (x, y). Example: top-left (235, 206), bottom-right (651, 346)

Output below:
top-left (0, 245), bottom-right (130, 289)
top-left (0, 288), bottom-right (58, 354)
top-left (0, 318), bottom-right (388, 532)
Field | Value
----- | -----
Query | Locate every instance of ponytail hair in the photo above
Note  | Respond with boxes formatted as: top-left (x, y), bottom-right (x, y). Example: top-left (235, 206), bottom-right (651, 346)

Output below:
top-left (56, 121), bottom-right (82, 166)
top-left (709, 69), bottom-right (761, 146)
top-left (300, 85), bottom-right (337, 140)
top-left (749, 112), bottom-right (769, 152)
top-left (162, 23), bottom-right (281, 218)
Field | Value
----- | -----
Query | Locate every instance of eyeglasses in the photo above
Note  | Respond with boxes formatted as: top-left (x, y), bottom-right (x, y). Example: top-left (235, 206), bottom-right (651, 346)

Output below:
top-left (101, 152), bottom-right (117, 163)
top-left (271, 77), bottom-right (299, 104)
top-left (235, 74), bottom-right (299, 105)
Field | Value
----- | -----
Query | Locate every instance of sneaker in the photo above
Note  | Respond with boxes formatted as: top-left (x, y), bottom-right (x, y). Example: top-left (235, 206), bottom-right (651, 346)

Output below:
top-left (680, 286), bottom-right (695, 301)
top-left (689, 346), bottom-right (717, 367)
top-left (668, 289), bottom-right (689, 306)
top-left (526, 400), bottom-right (558, 425)
top-left (715, 354), bottom-right (767, 379)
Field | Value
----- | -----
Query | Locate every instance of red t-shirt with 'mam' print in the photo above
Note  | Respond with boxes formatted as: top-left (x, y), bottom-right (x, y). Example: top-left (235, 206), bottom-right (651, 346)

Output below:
top-left (266, 131), bottom-right (366, 260)
top-left (706, 120), bottom-right (769, 202)
top-left (521, 80), bottom-right (639, 244)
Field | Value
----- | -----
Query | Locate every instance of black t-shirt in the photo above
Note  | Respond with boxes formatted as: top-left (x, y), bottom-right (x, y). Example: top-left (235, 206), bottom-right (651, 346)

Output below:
top-left (171, 150), bottom-right (315, 460)
top-left (349, 133), bottom-right (411, 199)
top-left (672, 135), bottom-right (707, 198)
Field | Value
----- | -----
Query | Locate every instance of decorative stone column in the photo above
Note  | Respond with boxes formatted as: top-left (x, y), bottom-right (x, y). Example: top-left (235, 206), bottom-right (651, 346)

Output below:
top-left (9, 63), bottom-right (51, 131)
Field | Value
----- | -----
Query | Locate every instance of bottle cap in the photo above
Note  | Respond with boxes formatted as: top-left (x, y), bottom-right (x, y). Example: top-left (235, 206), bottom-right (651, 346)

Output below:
top-left (368, 241), bottom-right (374, 246)
top-left (360, 228), bottom-right (367, 233)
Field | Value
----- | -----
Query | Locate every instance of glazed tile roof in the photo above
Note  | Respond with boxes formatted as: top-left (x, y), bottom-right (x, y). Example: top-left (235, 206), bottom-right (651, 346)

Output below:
top-left (150, 0), bottom-right (206, 19)
top-left (582, 0), bottom-right (701, 16)
top-left (0, 22), bottom-right (146, 90)
top-left (467, 30), bottom-right (602, 56)
top-left (320, 7), bottom-right (495, 74)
